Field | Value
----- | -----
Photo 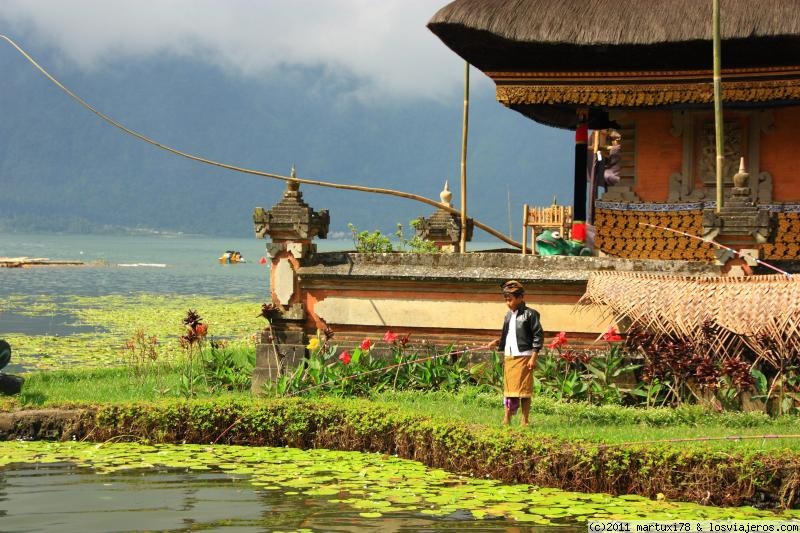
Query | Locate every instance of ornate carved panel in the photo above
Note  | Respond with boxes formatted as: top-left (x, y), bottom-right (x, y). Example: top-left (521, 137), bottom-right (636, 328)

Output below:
top-left (668, 110), bottom-right (772, 203)
top-left (698, 120), bottom-right (742, 189)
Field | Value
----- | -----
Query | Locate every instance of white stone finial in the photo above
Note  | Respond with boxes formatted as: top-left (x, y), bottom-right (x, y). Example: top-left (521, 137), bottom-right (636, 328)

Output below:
top-left (291, 165), bottom-right (297, 179)
top-left (739, 156), bottom-right (746, 174)
top-left (440, 180), bottom-right (452, 206)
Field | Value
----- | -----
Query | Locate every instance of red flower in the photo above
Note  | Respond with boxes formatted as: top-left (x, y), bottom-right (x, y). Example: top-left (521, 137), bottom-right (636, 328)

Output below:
top-left (602, 326), bottom-right (623, 342)
top-left (195, 323), bottom-right (208, 337)
top-left (360, 339), bottom-right (372, 351)
top-left (383, 330), bottom-right (398, 343)
top-left (338, 351), bottom-right (352, 364)
top-left (548, 331), bottom-right (568, 350)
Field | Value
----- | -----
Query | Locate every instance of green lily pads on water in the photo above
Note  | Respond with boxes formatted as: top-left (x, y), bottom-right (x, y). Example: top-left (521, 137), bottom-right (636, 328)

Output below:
top-left (0, 441), bottom-right (794, 525)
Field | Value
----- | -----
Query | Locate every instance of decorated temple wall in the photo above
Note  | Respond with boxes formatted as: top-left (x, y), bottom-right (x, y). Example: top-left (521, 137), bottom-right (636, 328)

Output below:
top-left (594, 207), bottom-right (800, 261)
top-left (272, 253), bottom-right (718, 351)
top-left (628, 110), bottom-right (681, 202)
top-left (762, 212), bottom-right (800, 260)
top-left (620, 106), bottom-right (800, 204)
top-left (594, 207), bottom-right (715, 261)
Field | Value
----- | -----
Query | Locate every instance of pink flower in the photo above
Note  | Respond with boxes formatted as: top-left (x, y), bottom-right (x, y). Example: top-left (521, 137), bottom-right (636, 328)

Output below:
top-left (383, 330), bottom-right (398, 343)
top-left (547, 331), bottom-right (568, 350)
top-left (360, 339), bottom-right (372, 351)
top-left (338, 351), bottom-right (352, 364)
top-left (602, 326), bottom-right (623, 343)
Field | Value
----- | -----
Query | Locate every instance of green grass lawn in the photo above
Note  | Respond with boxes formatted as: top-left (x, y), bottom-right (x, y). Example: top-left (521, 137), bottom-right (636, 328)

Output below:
top-left (370, 390), bottom-right (800, 453)
top-left (9, 365), bottom-right (800, 455)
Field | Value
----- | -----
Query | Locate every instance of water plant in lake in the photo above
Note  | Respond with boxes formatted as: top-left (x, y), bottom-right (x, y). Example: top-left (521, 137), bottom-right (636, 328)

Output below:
top-left (1, 293), bottom-right (263, 369)
top-left (0, 441), bottom-right (794, 524)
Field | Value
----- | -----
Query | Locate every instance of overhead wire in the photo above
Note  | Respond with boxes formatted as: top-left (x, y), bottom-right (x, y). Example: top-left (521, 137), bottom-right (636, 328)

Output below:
top-left (0, 34), bottom-right (522, 249)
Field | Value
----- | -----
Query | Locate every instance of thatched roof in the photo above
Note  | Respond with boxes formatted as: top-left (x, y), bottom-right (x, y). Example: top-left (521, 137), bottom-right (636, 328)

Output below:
top-left (428, 0), bottom-right (800, 71)
top-left (429, 0), bottom-right (800, 128)
top-left (579, 271), bottom-right (800, 365)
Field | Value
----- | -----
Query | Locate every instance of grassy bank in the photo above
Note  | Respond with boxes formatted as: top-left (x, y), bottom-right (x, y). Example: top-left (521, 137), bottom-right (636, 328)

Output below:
top-left (11, 366), bottom-right (800, 454)
top-left (6, 366), bottom-right (800, 507)
top-left (3, 394), bottom-right (800, 509)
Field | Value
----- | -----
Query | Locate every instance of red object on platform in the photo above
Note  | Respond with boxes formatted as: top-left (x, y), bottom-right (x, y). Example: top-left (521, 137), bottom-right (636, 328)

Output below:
top-left (258, 257), bottom-right (267, 264)
top-left (571, 222), bottom-right (586, 242)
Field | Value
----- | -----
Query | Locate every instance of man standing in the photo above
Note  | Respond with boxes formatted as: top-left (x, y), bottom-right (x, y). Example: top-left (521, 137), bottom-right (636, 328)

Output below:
top-left (487, 280), bottom-right (544, 426)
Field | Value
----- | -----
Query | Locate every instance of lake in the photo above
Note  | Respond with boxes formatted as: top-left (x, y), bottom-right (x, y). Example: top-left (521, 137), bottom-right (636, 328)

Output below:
top-left (0, 232), bottom-right (295, 298)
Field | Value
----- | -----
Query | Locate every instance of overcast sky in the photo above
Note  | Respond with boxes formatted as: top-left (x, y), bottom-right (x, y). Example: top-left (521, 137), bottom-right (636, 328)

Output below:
top-left (0, 0), bottom-right (478, 102)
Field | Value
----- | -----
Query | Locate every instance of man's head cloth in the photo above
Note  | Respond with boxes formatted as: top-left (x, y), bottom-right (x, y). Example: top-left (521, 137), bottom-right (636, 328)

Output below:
top-left (501, 280), bottom-right (525, 296)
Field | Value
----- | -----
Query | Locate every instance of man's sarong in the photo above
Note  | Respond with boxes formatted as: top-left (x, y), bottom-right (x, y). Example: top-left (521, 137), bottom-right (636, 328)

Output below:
top-left (503, 356), bottom-right (533, 398)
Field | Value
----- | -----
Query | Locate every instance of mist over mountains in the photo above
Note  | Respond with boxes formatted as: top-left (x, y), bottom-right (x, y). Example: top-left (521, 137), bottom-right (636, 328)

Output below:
top-left (0, 42), bottom-right (574, 241)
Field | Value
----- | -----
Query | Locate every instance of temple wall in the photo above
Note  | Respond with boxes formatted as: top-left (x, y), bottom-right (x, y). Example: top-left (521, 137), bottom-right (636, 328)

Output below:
top-left (302, 277), bottom-right (606, 347)
top-left (629, 110), bottom-right (681, 202)
top-left (762, 106), bottom-right (800, 201)
top-left (594, 208), bottom-right (715, 261)
top-left (252, 252), bottom-right (722, 392)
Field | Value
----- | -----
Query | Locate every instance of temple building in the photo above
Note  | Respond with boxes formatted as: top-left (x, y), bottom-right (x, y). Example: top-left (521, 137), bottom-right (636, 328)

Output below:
top-left (427, 0), bottom-right (800, 268)
top-left (249, 1), bottom-right (800, 391)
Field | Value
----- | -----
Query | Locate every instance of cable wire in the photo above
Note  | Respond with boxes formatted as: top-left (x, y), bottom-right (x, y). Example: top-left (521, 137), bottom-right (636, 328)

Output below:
top-left (1, 34), bottom-right (522, 248)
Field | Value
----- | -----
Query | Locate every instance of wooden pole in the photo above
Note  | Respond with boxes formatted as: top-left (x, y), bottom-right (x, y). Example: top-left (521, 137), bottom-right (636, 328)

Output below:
top-left (573, 115), bottom-right (589, 223)
top-left (459, 61), bottom-right (470, 253)
top-left (588, 130), bottom-right (600, 224)
top-left (713, 0), bottom-right (724, 213)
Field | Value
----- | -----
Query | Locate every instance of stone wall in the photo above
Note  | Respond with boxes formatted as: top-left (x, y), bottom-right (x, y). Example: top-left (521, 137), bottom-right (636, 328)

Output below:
top-left (252, 249), bottom-right (721, 393)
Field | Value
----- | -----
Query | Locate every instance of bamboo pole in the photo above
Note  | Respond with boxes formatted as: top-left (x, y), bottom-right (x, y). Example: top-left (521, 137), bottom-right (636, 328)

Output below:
top-left (459, 61), bottom-right (470, 253)
top-left (713, 0), bottom-right (724, 213)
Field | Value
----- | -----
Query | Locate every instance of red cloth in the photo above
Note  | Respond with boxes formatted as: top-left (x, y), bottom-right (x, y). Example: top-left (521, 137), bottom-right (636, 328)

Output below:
top-left (575, 124), bottom-right (589, 144)
top-left (572, 222), bottom-right (587, 242)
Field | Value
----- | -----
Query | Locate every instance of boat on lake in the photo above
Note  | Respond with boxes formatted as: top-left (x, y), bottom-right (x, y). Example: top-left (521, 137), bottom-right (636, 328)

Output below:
top-left (219, 250), bottom-right (246, 264)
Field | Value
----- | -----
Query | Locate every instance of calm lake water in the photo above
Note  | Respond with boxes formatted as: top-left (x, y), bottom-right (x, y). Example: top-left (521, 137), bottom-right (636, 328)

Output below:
top-left (0, 232), bottom-right (306, 298)
top-left (0, 232), bottom-right (501, 298)
top-left (1, 462), bottom-right (555, 533)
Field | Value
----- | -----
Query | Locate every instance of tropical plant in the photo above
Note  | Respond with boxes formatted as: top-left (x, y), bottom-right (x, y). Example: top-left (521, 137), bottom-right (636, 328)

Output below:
top-left (202, 340), bottom-right (255, 392)
top-left (265, 330), bottom-right (485, 397)
top-left (348, 223), bottom-right (393, 253)
top-left (347, 220), bottom-right (439, 254)
top-left (178, 309), bottom-right (208, 397)
top-left (395, 220), bottom-right (439, 254)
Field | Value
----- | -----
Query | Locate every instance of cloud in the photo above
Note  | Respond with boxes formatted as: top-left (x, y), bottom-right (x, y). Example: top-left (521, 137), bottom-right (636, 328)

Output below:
top-left (0, 0), bottom-right (480, 102)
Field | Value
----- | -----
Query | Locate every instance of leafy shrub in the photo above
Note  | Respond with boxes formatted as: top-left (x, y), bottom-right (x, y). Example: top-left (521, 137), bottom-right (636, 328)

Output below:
top-left (347, 220), bottom-right (439, 254)
top-left (202, 341), bottom-right (255, 392)
top-left (395, 220), bottom-right (438, 253)
top-left (348, 223), bottom-right (393, 253)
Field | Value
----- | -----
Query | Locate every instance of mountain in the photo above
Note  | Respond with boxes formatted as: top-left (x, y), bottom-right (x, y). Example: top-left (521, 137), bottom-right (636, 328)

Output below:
top-left (0, 44), bottom-right (574, 243)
